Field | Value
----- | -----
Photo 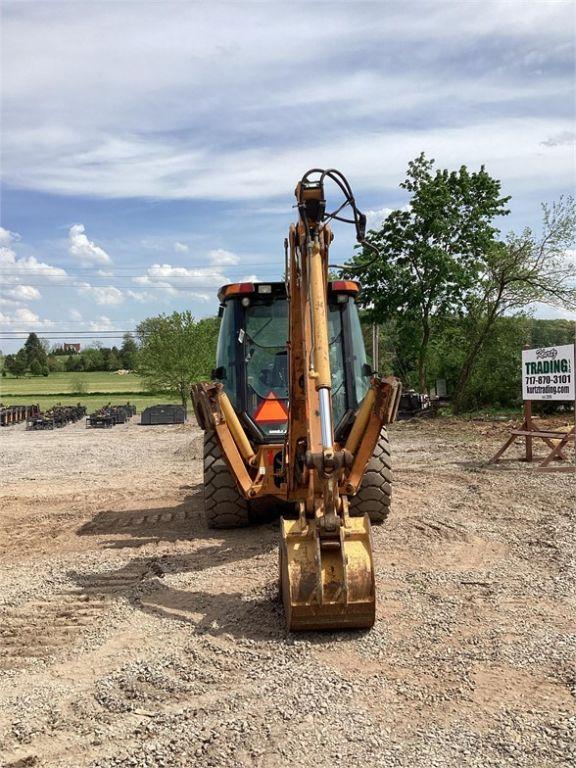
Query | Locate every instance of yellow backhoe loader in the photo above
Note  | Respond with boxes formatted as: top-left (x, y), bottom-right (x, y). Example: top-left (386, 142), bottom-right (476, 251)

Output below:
top-left (192, 169), bottom-right (401, 631)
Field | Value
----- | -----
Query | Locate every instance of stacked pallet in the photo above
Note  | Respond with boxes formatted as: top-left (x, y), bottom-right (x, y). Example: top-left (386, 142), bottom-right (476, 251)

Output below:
top-left (1, 404), bottom-right (40, 427)
top-left (27, 404), bottom-right (87, 430)
top-left (86, 403), bottom-right (136, 428)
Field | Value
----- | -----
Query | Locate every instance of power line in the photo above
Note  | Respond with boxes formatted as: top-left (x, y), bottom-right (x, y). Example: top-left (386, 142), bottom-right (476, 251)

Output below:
top-left (0, 330), bottom-right (135, 335)
top-left (0, 267), bottom-right (280, 285)
top-left (0, 335), bottom-right (134, 341)
top-left (1, 283), bottom-right (266, 289)
top-left (1, 321), bottom-right (136, 326)
top-left (0, 277), bottom-right (282, 290)
top-left (0, 263), bottom-right (278, 272)
top-left (0, 328), bottom-right (137, 337)
top-left (0, 269), bottom-right (281, 278)
top-left (0, 334), bottom-right (135, 338)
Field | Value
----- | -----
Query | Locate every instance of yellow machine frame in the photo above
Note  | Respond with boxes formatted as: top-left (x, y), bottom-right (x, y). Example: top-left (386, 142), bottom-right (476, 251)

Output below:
top-left (192, 171), bottom-right (401, 630)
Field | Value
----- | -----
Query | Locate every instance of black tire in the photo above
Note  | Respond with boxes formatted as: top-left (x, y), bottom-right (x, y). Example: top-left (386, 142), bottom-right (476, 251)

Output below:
top-left (349, 428), bottom-right (392, 524)
top-left (204, 430), bottom-right (251, 529)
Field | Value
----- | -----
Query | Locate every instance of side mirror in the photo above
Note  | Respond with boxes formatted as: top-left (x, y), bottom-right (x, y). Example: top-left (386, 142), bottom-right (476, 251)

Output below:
top-left (211, 366), bottom-right (226, 380)
top-left (362, 363), bottom-right (374, 377)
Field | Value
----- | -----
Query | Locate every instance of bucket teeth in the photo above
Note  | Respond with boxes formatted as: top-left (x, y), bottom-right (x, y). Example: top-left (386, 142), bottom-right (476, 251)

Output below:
top-left (279, 515), bottom-right (375, 631)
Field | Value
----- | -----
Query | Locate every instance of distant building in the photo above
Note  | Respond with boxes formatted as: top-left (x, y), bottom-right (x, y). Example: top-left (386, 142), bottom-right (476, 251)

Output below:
top-left (63, 343), bottom-right (81, 353)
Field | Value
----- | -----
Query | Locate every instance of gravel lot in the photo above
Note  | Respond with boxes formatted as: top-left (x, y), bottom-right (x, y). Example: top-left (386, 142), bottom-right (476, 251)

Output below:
top-left (0, 416), bottom-right (574, 768)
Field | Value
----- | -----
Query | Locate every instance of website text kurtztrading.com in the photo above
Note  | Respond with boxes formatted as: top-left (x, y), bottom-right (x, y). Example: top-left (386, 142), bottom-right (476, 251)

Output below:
top-left (525, 385), bottom-right (571, 397)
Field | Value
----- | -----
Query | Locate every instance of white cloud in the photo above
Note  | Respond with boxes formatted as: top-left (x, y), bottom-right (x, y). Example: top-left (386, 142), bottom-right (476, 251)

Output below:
top-left (68, 224), bottom-right (111, 265)
top-left (0, 227), bottom-right (20, 246)
top-left (240, 274), bottom-right (259, 283)
top-left (3, 116), bottom-right (572, 203)
top-left (365, 204), bottom-right (412, 231)
top-left (0, 297), bottom-right (23, 309)
top-left (2, 3), bottom-right (572, 203)
top-left (77, 283), bottom-right (124, 305)
top-left (126, 289), bottom-right (154, 303)
top-left (174, 241), bottom-right (189, 253)
top-left (134, 263), bottom-right (229, 297)
top-left (208, 248), bottom-right (240, 266)
top-left (88, 315), bottom-right (115, 332)
top-left (250, 205), bottom-right (290, 216)
top-left (69, 308), bottom-right (83, 321)
top-left (0, 307), bottom-right (54, 329)
top-left (1, 285), bottom-right (41, 301)
top-left (0, 244), bottom-right (68, 284)
top-left (365, 208), bottom-right (394, 231)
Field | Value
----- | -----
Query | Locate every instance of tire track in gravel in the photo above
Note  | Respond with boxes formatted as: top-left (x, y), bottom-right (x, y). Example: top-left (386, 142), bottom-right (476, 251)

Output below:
top-left (0, 591), bottom-right (112, 671)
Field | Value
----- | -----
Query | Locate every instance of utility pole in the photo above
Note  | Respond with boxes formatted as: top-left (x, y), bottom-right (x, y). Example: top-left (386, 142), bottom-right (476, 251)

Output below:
top-left (372, 323), bottom-right (379, 373)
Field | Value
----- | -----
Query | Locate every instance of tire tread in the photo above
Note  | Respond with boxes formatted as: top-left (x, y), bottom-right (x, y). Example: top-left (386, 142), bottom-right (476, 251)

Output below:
top-left (349, 428), bottom-right (393, 524)
top-left (203, 431), bottom-right (250, 529)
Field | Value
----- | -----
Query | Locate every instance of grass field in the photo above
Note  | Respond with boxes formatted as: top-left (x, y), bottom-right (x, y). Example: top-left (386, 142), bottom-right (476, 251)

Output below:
top-left (1, 371), bottom-right (145, 395)
top-left (0, 371), bottom-right (182, 412)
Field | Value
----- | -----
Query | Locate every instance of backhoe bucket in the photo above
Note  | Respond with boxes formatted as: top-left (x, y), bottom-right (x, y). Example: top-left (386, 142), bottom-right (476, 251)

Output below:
top-left (280, 515), bottom-right (375, 631)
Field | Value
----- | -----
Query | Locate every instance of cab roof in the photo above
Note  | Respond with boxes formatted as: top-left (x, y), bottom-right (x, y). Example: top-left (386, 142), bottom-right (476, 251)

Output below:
top-left (218, 280), bottom-right (360, 303)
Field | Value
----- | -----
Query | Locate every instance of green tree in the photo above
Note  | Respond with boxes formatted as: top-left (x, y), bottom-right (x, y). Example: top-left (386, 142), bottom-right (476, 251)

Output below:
top-left (100, 347), bottom-right (111, 369)
top-left (82, 347), bottom-right (105, 372)
top-left (351, 153), bottom-right (510, 391)
top-left (4, 350), bottom-right (28, 376)
top-left (120, 333), bottom-right (139, 369)
top-left (23, 332), bottom-right (48, 369)
top-left (30, 359), bottom-right (43, 376)
top-left (450, 196), bottom-right (576, 410)
top-left (528, 318), bottom-right (574, 348)
top-left (48, 355), bottom-right (66, 372)
top-left (136, 311), bottom-right (219, 406)
top-left (3, 354), bottom-right (13, 374)
top-left (425, 314), bottom-right (530, 409)
top-left (6, 348), bottom-right (29, 377)
top-left (107, 350), bottom-right (122, 371)
top-left (66, 354), bottom-right (84, 372)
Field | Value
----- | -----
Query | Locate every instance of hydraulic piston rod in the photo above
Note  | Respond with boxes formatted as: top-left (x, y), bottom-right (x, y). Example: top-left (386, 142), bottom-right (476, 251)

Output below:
top-left (309, 237), bottom-right (334, 452)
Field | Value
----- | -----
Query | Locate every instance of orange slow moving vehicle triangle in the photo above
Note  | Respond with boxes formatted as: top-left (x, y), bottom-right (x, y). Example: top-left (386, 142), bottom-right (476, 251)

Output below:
top-left (253, 392), bottom-right (288, 423)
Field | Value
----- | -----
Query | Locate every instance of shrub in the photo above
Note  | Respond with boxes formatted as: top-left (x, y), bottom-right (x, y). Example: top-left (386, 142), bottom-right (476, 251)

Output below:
top-left (30, 359), bottom-right (43, 376)
top-left (72, 379), bottom-right (87, 395)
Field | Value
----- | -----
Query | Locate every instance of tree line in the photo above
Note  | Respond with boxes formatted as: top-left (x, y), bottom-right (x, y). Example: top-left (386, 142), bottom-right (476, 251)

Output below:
top-left (369, 315), bottom-right (574, 411)
top-left (134, 310), bottom-right (573, 412)
top-left (2, 333), bottom-right (139, 377)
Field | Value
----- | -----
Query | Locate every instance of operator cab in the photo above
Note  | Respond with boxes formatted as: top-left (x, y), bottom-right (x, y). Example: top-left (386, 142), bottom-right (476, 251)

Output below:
top-left (214, 281), bottom-right (372, 443)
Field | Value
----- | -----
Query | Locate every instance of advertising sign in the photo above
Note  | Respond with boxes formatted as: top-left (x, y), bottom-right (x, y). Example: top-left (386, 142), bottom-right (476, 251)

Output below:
top-left (522, 344), bottom-right (575, 401)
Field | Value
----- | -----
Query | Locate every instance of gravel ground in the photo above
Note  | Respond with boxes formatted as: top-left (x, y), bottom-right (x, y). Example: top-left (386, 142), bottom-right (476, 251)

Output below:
top-left (0, 415), bottom-right (574, 768)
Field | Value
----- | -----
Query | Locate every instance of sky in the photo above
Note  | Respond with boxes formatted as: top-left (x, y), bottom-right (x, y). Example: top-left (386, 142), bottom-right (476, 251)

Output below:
top-left (1, 0), bottom-right (575, 352)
